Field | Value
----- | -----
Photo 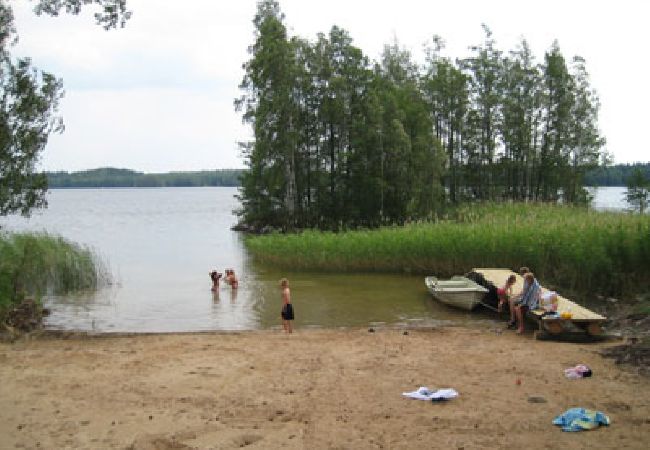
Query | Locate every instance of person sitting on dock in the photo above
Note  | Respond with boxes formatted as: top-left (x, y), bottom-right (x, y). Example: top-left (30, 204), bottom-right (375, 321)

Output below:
top-left (497, 274), bottom-right (517, 316)
top-left (513, 272), bottom-right (541, 334)
top-left (506, 267), bottom-right (530, 329)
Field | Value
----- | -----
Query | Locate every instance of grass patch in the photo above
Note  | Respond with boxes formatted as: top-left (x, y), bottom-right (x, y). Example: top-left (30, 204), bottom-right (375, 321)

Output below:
top-left (245, 203), bottom-right (650, 296)
top-left (632, 300), bottom-right (650, 316)
top-left (0, 231), bottom-right (107, 315)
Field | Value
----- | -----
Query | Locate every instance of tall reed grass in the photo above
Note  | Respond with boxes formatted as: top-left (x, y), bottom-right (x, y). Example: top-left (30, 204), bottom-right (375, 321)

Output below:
top-left (245, 203), bottom-right (650, 295)
top-left (0, 231), bottom-right (107, 312)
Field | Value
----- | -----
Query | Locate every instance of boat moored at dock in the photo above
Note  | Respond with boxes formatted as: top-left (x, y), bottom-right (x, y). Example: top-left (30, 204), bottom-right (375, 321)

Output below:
top-left (425, 276), bottom-right (489, 311)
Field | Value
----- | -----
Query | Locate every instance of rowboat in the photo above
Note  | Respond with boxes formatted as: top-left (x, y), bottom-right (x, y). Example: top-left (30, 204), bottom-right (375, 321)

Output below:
top-left (424, 276), bottom-right (489, 311)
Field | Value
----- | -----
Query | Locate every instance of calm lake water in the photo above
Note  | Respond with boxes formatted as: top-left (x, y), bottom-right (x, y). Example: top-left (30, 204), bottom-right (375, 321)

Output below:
top-left (0, 187), bottom-right (627, 332)
top-left (588, 186), bottom-right (628, 211)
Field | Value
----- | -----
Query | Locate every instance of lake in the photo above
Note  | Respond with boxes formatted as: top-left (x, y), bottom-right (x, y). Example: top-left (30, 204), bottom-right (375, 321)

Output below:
top-left (588, 186), bottom-right (628, 210)
top-left (0, 187), bottom-right (628, 332)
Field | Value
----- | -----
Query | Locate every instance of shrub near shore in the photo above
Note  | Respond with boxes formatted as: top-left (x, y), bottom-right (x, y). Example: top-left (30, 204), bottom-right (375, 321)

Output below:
top-left (245, 203), bottom-right (650, 296)
top-left (0, 232), bottom-right (104, 316)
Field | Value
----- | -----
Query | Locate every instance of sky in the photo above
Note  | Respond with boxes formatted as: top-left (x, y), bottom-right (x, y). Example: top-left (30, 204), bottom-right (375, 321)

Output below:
top-left (10, 0), bottom-right (650, 173)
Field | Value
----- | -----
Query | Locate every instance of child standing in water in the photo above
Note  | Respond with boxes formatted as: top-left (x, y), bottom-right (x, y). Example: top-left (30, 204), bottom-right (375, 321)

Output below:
top-left (280, 278), bottom-right (294, 334)
top-left (209, 270), bottom-right (222, 291)
top-left (225, 269), bottom-right (239, 289)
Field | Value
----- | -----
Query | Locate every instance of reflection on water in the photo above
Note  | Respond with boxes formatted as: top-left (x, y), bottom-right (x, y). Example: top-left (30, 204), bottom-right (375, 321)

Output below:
top-left (0, 187), bottom-right (628, 332)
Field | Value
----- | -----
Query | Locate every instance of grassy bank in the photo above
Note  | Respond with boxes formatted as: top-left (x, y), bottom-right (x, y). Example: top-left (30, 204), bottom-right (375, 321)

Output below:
top-left (245, 203), bottom-right (650, 296)
top-left (0, 232), bottom-right (105, 314)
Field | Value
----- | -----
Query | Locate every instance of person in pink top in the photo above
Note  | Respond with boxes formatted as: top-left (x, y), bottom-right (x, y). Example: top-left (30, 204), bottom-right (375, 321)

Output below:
top-left (497, 274), bottom-right (517, 321)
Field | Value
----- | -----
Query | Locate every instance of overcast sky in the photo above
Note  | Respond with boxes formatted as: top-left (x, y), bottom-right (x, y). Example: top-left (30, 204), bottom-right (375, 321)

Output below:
top-left (10, 0), bottom-right (650, 173)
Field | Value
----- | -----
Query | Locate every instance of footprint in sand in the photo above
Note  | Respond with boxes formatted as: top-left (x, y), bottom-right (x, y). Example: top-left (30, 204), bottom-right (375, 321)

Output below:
top-left (232, 434), bottom-right (263, 447)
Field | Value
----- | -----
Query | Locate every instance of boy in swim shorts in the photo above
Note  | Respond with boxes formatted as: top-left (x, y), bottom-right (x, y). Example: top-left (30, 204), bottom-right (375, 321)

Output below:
top-left (280, 278), bottom-right (293, 333)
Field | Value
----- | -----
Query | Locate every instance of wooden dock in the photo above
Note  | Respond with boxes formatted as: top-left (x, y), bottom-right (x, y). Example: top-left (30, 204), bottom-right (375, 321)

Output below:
top-left (473, 268), bottom-right (607, 338)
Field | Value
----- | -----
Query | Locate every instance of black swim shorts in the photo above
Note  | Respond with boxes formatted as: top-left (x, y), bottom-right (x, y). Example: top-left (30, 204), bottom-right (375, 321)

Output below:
top-left (281, 303), bottom-right (294, 320)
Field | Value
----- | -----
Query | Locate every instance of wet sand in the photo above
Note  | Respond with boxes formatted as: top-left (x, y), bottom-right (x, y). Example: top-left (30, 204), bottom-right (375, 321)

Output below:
top-left (1, 327), bottom-right (648, 449)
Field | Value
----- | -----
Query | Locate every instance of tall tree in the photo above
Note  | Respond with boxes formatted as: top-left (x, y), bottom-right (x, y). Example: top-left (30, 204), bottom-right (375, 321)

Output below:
top-left (324, 27), bottom-right (376, 227)
top-left (423, 36), bottom-right (468, 203)
top-left (536, 41), bottom-right (573, 200)
top-left (562, 56), bottom-right (605, 204)
top-left (0, 2), bottom-right (62, 215)
top-left (235, 0), bottom-right (299, 230)
top-left (461, 25), bottom-right (503, 200)
top-left (498, 39), bottom-right (542, 200)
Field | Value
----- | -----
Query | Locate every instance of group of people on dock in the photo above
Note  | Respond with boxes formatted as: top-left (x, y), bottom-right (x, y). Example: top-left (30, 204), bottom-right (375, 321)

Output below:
top-left (497, 267), bottom-right (557, 334)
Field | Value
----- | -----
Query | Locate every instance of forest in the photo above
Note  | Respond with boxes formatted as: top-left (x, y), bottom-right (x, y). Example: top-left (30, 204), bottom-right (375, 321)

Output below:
top-left (236, 1), bottom-right (606, 231)
top-left (46, 168), bottom-right (243, 188)
top-left (584, 163), bottom-right (650, 187)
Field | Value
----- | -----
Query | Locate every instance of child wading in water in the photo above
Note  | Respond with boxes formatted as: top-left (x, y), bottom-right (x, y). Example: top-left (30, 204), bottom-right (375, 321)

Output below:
top-left (280, 278), bottom-right (294, 334)
top-left (209, 270), bottom-right (222, 292)
top-left (225, 269), bottom-right (239, 289)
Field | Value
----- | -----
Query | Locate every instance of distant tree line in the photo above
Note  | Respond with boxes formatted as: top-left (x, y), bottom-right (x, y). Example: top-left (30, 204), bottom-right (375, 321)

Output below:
top-left (44, 164), bottom-right (648, 190)
top-left (236, 1), bottom-right (606, 231)
top-left (585, 163), bottom-right (650, 187)
top-left (46, 168), bottom-right (243, 188)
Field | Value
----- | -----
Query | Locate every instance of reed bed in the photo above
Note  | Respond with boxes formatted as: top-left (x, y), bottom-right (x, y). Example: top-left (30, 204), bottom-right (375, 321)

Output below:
top-left (245, 203), bottom-right (650, 295)
top-left (0, 231), bottom-right (107, 311)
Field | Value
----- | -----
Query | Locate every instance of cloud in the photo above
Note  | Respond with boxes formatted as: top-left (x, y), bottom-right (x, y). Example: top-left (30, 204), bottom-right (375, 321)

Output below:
top-left (10, 0), bottom-right (650, 171)
top-left (41, 87), bottom-right (249, 172)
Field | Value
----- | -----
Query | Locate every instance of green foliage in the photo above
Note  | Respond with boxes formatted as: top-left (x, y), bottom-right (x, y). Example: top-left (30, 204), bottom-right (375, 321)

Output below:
top-left (237, 2), bottom-right (447, 231)
top-left (1, 0), bottom-right (130, 217)
top-left (46, 167), bottom-right (243, 188)
top-left (0, 231), bottom-right (105, 312)
top-left (235, 0), bottom-right (299, 230)
top-left (1, 1), bottom-right (64, 216)
top-left (32, 0), bottom-right (131, 30)
top-left (632, 299), bottom-right (650, 316)
top-left (625, 168), bottom-right (649, 214)
top-left (245, 203), bottom-right (650, 296)
top-left (236, 5), bottom-right (607, 231)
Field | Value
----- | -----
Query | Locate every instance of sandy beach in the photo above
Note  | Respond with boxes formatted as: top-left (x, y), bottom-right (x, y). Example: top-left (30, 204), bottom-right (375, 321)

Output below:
top-left (1, 327), bottom-right (648, 449)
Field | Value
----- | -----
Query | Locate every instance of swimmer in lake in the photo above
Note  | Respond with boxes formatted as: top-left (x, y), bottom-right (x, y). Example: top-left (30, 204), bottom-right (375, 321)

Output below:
top-left (209, 270), bottom-right (222, 291)
top-left (225, 269), bottom-right (239, 289)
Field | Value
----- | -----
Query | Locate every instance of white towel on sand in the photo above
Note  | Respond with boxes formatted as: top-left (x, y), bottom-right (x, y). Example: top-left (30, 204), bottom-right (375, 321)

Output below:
top-left (402, 387), bottom-right (459, 401)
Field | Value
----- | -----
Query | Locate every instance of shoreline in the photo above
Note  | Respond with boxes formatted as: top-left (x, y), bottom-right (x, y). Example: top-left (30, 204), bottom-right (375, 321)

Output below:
top-left (2, 327), bottom-right (649, 449)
